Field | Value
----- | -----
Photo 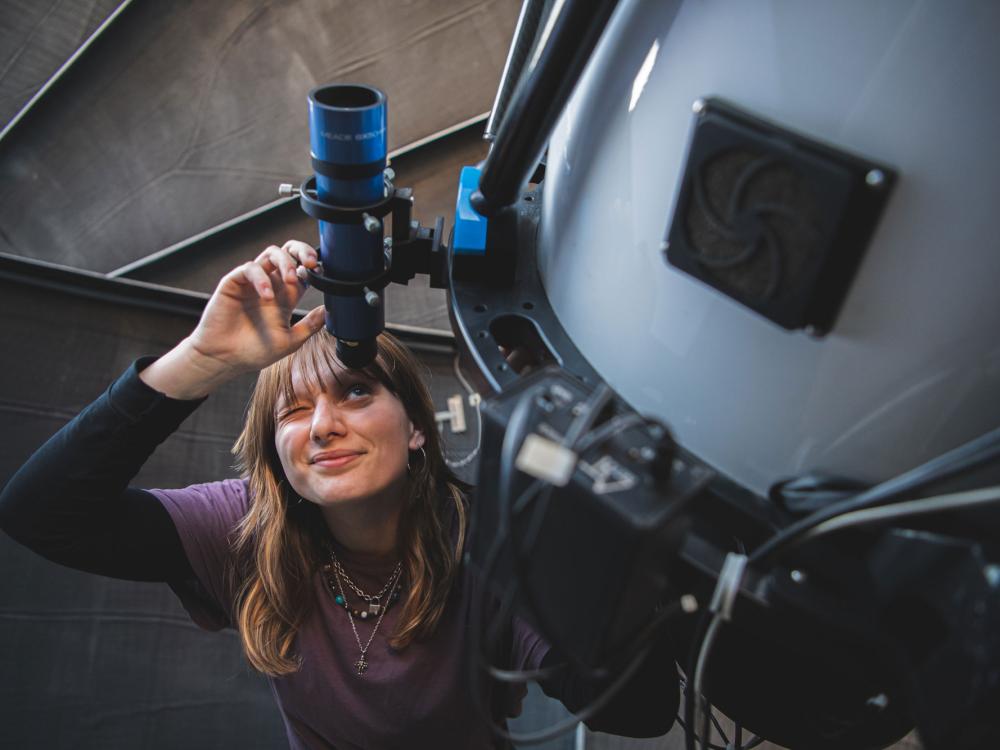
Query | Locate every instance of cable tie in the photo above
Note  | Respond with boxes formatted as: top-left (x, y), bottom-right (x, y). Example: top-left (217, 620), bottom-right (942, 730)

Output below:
top-left (709, 552), bottom-right (748, 622)
top-left (515, 433), bottom-right (577, 486)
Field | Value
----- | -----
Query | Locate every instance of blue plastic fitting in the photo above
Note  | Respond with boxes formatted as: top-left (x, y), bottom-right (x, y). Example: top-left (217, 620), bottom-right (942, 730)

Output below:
top-left (453, 165), bottom-right (488, 256)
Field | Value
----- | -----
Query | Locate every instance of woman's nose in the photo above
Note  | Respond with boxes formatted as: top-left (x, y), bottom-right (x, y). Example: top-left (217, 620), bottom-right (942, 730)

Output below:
top-left (310, 396), bottom-right (347, 442)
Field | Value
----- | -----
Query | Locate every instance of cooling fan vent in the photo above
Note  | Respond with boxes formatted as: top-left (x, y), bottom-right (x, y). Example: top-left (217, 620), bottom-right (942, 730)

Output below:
top-left (664, 98), bottom-right (895, 334)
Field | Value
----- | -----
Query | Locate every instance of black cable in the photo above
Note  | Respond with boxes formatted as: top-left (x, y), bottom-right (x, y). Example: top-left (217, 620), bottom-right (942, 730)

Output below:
top-left (495, 383), bottom-right (613, 675)
top-left (468, 385), bottom-right (583, 741)
top-left (683, 612), bottom-right (713, 750)
top-left (472, 496), bottom-right (660, 744)
top-left (573, 412), bottom-right (646, 453)
top-left (486, 641), bottom-right (654, 746)
top-left (476, 383), bottom-right (611, 679)
top-left (468, 385), bottom-right (548, 684)
top-left (701, 658), bottom-right (713, 750)
top-left (750, 424), bottom-right (1000, 567)
top-left (498, 382), bottom-right (671, 679)
top-left (709, 431), bottom-right (1000, 750)
top-left (470, 382), bottom-right (687, 744)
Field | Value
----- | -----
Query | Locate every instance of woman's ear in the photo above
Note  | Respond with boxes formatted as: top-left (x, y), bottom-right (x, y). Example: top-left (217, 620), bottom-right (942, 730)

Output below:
top-left (408, 425), bottom-right (426, 451)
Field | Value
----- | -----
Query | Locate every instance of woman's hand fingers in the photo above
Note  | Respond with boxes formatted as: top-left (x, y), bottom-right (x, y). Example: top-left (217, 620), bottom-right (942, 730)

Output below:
top-left (253, 241), bottom-right (320, 296)
top-left (196, 241), bottom-right (326, 359)
top-left (283, 240), bottom-right (320, 269)
top-left (238, 261), bottom-right (275, 299)
top-left (255, 244), bottom-right (301, 285)
top-left (289, 305), bottom-right (327, 348)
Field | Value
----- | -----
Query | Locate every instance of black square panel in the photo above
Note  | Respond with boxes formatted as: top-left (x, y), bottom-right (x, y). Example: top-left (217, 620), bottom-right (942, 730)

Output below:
top-left (664, 98), bottom-right (895, 333)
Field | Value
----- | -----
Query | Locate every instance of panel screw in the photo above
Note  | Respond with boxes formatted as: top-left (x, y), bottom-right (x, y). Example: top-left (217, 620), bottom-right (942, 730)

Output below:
top-left (866, 693), bottom-right (889, 710)
top-left (363, 213), bottom-right (381, 234)
top-left (985, 564), bottom-right (1000, 587)
top-left (790, 569), bottom-right (807, 584)
top-left (865, 169), bottom-right (885, 187)
top-left (681, 594), bottom-right (698, 613)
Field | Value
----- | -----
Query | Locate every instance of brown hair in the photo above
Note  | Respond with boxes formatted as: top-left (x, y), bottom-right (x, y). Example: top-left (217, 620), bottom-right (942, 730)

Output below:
top-left (230, 330), bottom-right (467, 676)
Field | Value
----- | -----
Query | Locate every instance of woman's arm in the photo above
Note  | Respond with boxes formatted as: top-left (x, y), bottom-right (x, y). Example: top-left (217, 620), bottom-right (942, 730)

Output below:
top-left (0, 359), bottom-right (204, 581)
top-left (0, 241), bottom-right (325, 581)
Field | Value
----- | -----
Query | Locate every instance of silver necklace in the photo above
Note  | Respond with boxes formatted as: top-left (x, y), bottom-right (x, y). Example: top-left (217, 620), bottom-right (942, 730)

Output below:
top-left (331, 562), bottom-right (402, 676)
top-left (331, 557), bottom-right (401, 608)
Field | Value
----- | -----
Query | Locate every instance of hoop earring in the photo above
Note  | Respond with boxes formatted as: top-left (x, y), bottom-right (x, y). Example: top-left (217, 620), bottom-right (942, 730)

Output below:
top-left (407, 446), bottom-right (427, 474)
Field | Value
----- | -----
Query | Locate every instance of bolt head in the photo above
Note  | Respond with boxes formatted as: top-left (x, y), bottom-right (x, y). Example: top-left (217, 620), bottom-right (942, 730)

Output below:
top-left (865, 169), bottom-right (886, 187)
top-left (985, 564), bottom-right (1000, 587)
top-left (866, 693), bottom-right (890, 710)
top-left (692, 99), bottom-right (706, 114)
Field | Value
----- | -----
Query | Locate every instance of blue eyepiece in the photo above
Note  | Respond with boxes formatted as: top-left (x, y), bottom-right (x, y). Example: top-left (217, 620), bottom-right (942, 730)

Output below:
top-left (307, 84), bottom-right (388, 367)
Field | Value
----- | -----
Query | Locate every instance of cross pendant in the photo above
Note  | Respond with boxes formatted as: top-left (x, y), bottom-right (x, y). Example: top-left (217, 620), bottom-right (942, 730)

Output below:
top-left (355, 657), bottom-right (368, 675)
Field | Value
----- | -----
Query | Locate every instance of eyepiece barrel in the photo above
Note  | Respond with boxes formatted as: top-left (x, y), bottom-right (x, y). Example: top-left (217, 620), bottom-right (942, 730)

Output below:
top-left (307, 84), bottom-right (388, 367)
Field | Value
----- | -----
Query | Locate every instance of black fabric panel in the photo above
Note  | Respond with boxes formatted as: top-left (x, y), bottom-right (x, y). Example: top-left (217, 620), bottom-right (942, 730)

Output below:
top-left (0, 0), bottom-right (518, 273)
top-left (0, 0), bottom-right (123, 125)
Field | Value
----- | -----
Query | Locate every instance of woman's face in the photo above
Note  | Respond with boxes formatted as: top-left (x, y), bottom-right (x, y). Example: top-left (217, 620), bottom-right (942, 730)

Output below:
top-left (273, 361), bottom-right (425, 508)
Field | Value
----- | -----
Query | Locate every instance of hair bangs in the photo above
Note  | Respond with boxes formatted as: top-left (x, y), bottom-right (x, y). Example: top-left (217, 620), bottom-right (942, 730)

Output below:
top-left (272, 331), bottom-right (398, 416)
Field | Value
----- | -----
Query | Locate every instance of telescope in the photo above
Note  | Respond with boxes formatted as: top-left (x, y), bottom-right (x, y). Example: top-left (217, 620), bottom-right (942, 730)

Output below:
top-left (285, 1), bottom-right (1000, 746)
top-left (282, 83), bottom-right (448, 369)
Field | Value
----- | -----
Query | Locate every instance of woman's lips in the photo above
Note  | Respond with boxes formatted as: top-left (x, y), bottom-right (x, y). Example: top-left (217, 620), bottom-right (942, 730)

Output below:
top-left (311, 451), bottom-right (363, 468)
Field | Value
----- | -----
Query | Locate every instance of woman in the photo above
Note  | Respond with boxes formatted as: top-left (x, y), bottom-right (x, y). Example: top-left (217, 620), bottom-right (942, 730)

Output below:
top-left (0, 242), bottom-right (676, 748)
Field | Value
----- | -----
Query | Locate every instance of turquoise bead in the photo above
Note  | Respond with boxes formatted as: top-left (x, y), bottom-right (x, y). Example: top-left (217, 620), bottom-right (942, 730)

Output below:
top-left (335, 595), bottom-right (345, 605)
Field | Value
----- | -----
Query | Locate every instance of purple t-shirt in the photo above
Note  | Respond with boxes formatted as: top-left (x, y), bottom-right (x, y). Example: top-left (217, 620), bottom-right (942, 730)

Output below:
top-left (153, 479), bottom-right (550, 749)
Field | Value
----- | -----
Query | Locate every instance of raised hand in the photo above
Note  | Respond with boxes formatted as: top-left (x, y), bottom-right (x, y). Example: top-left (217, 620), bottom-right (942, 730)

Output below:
top-left (140, 241), bottom-right (326, 399)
